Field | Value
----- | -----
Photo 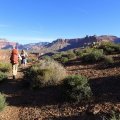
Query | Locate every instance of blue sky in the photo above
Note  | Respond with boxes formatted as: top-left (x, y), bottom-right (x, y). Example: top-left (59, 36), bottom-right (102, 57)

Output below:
top-left (0, 0), bottom-right (120, 44)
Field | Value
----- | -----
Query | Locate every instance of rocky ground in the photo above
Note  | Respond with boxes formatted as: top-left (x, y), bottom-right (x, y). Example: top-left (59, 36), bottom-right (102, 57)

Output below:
top-left (0, 56), bottom-right (120, 120)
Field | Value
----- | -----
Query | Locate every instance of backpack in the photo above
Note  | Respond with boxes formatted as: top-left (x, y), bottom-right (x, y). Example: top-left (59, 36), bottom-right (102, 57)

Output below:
top-left (10, 49), bottom-right (19, 64)
top-left (21, 54), bottom-right (26, 59)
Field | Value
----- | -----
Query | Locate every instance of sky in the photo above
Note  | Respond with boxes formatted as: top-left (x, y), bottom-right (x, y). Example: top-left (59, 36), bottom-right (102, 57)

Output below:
top-left (0, 0), bottom-right (120, 44)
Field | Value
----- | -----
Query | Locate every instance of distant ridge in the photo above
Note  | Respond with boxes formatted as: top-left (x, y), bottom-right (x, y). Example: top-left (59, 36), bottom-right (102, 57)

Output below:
top-left (18, 42), bottom-right (49, 50)
top-left (41, 35), bottom-right (120, 53)
top-left (0, 38), bottom-right (17, 49)
top-left (0, 35), bottom-right (120, 53)
top-left (0, 39), bottom-right (49, 50)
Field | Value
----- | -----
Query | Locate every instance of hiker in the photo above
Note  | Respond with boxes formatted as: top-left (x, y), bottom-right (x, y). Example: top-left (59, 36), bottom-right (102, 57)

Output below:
top-left (10, 46), bottom-right (21, 79)
top-left (20, 49), bottom-right (28, 67)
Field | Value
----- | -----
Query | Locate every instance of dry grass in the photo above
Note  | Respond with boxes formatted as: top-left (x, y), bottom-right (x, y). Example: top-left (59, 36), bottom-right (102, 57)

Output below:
top-left (25, 59), bottom-right (67, 88)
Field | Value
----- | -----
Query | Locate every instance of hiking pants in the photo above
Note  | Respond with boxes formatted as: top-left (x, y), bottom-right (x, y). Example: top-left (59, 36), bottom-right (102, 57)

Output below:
top-left (12, 64), bottom-right (18, 76)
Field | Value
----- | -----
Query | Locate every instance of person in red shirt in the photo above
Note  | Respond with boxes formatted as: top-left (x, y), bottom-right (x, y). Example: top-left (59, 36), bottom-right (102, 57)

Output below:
top-left (10, 46), bottom-right (21, 79)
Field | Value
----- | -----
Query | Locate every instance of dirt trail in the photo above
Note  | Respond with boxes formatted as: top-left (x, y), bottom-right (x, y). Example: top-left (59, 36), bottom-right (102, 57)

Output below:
top-left (0, 67), bottom-right (25, 120)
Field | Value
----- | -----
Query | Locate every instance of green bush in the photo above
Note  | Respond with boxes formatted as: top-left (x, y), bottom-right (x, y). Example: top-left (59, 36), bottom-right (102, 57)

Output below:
top-left (0, 62), bottom-right (11, 72)
top-left (82, 49), bottom-right (104, 63)
top-left (41, 55), bottom-right (52, 61)
top-left (27, 58), bottom-right (36, 63)
top-left (75, 49), bottom-right (83, 57)
top-left (0, 72), bottom-right (7, 82)
top-left (52, 53), bottom-right (62, 60)
top-left (74, 48), bottom-right (94, 59)
top-left (61, 57), bottom-right (69, 64)
top-left (110, 111), bottom-right (120, 120)
top-left (0, 93), bottom-right (7, 111)
top-left (24, 60), bottom-right (67, 88)
top-left (99, 42), bottom-right (120, 54)
top-left (53, 51), bottom-right (76, 61)
top-left (62, 75), bottom-right (92, 102)
top-left (66, 51), bottom-right (76, 59)
top-left (105, 47), bottom-right (115, 54)
top-left (82, 47), bottom-right (93, 54)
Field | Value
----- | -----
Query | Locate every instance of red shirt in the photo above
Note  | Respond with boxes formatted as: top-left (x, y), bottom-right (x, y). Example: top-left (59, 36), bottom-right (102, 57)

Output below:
top-left (10, 49), bottom-right (19, 64)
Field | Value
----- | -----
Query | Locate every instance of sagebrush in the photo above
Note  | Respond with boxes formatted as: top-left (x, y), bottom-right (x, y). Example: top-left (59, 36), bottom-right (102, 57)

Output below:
top-left (98, 42), bottom-right (120, 54)
top-left (81, 49), bottom-right (104, 63)
top-left (0, 62), bottom-right (11, 72)
top-left (0, 93), bottom-right (7, 111)
top-left (62, 75), bottom-right (92, 102)
top-left (24, 60), bottom-right (67, 88)
top-left (0, 72), bottom-right (7, 82)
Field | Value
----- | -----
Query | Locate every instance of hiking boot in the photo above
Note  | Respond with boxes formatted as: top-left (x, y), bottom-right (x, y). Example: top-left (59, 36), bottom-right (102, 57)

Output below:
top-left (13, 75), bottom-right (15, 79)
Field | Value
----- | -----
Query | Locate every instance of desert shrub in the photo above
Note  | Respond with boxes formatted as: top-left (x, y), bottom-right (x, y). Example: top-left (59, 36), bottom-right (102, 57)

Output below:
top-left (0, 62), bottom-right (11, 72)
top-left (61, 57), bottom-right (69, 64)
top-left (0, 72), bottom-right (7, 82)
top-left (62, 75), bottom-right (92, 102)
top-left (82, 47), bottom-right (93, 53)
top-left (82, 49), bottom-right (104, 63)
top-left (52, 53), bottom-right (62, 60)
top-left (0, 93), bottom-right (7, 111)
top-left (109, 111), bottom-right (120, 120)
top-left (105, 47), bottom-right (115, 54)
top-left (103, 56), bottom-right (114, 64)
top-left (75, 49), bottom-right (83, 57)
top-left (79, 48), bottom-right (97, 57)
top-left (27, 58), bottom-right (36, 63)
top-left (41, 55), bottom-right (52, 61)
top-left (24, 60), bottom-right (67, 88)
top-left (66, 51), bottom-right (76, 59)
top-left (99, 42), bottom-right (120, 54)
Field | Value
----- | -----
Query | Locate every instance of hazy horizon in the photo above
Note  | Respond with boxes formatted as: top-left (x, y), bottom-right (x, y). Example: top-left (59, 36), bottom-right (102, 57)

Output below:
top-left (1, 34), bottom-right (120, 45)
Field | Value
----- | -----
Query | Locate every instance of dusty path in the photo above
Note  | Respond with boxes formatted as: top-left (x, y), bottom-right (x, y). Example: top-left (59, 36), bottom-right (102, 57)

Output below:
top-left (0, 67), bottom-right (24, 120)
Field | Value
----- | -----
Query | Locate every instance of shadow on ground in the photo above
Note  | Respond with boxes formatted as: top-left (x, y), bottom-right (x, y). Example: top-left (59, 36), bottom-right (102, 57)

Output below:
top-left (1, 75), bottom-right (120, 108)
top-left (89, 75), bottom-right (120, 103)
top-left (44, 112), bottom-right (110, 120)
top-left (0, 76), bottom-right (63, 107)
